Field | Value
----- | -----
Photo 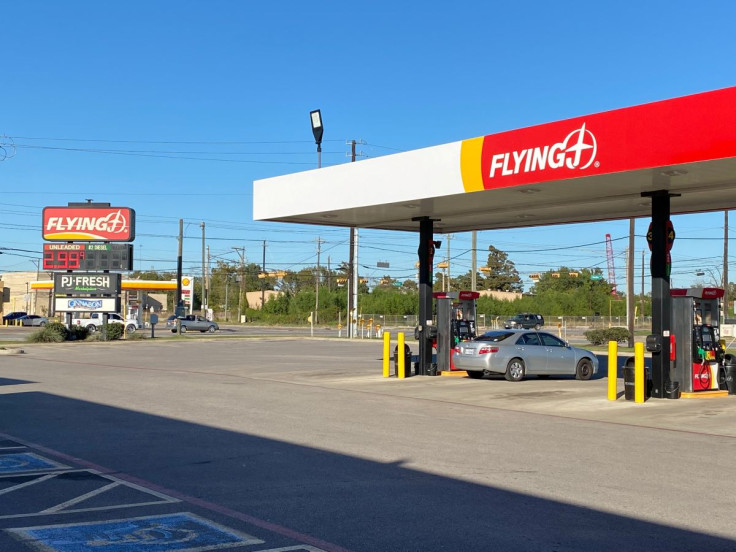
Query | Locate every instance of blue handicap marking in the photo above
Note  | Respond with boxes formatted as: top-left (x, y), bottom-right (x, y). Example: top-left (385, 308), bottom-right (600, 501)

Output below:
top-left (0, 452), bottom-right (67, 474)
top-left (8, 512), bottom-right (264, 552)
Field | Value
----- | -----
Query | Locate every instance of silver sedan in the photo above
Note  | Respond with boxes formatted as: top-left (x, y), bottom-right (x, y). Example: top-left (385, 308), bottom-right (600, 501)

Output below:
top-left (452, 329), bottom-right (598, 382)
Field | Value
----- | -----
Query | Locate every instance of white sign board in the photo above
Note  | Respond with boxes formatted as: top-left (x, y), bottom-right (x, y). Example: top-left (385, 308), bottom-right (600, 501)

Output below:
top-left (54, 297), bottom-right (120, 313)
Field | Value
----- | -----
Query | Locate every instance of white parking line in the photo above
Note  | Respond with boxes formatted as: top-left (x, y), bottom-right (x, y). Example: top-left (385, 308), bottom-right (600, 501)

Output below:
top-left (0, 469), bottom-right (181, 520)
top-left (40, 481), bottom-right (119, 514)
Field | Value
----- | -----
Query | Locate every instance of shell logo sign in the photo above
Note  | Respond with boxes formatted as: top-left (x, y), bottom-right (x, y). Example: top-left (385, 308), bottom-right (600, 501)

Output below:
top-left (181, 277), bottom-right (194, 307)
top-left (43, 206), bottom-right (135, 241)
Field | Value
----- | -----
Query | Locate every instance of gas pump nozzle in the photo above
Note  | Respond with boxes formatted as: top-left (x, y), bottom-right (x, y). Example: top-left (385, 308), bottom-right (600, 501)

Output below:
top-left (645, 334), bottom-right (662, 353)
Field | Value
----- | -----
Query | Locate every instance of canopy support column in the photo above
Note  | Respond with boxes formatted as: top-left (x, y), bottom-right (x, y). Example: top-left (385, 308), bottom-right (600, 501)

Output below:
top-left (415, 217), bottom-right (437, 376)
top-left (643, 190), bottom-right (679, 398)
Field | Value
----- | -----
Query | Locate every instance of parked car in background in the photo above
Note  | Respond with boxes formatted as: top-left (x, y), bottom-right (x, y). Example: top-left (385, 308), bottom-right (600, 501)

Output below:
top-left (2, 311), bottom-right (27, 323)
top-left (452, 329), bottom-right (598, 382)
top-left (71, 313), bottom-right (140, 333)
top-left (168, 314), bottom-right (219, 333)
top-left (20, 315), bottom-right (48, 327)
top-left (504, 313), bottom-right (544, 330)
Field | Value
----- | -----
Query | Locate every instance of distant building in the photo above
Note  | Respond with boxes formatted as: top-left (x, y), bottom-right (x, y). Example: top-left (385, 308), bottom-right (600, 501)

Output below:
top-left (477, 290), bottom-right (522, 301)
top-left (0, 271), bottom-right (53, 316)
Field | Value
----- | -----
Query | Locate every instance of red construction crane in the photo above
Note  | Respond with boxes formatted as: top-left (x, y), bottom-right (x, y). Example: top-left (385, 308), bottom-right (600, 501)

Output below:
top-left (605, 233), bottom-right (618, 296)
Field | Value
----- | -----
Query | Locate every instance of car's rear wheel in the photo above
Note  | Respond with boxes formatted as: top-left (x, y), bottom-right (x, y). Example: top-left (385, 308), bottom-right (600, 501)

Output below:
top-left (208, 325), bottom-right (216, 333)
top-left (87, 324), bottom-right (97, 333)
top-left (39, 321), bottom-right (46, 327)
top-left (576, 358), bottom-right (594, 380)
top-left (180, 326), bottom-right (187, 333)
top-left (466, 370), bottom-right (484, 379)
top-left (505, 358), bottom-right (525, 382)
top-left (534, 323), bottom-right (541, 330)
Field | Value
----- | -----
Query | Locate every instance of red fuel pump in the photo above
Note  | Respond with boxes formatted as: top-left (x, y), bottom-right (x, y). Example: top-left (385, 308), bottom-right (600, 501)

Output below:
top-left (433, 291), bottom-right (480, 372)
top-left (671, 288), bottom-right (725, 393)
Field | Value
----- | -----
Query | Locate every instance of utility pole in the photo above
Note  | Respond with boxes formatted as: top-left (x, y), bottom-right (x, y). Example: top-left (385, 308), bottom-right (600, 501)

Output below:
top-left (201, 222), bottom-right (206, 316)
top-left (261, 240), bottom-right (266, 310)
top-left (725, 210), bottom-right (729, 321)
top-left (232, 246), bottom-right (245, 323)
top-left (206, 245), bottom-right (211, 319)
top-left (348, 139), bottom-right (357, 338)
top-left (445, 235), bottom-right (452, 291)
top-left (176, 219), bottom-right (183, 316)
top-left (641, 249), bottom-right (645, 323)
top-left (627, 218), bottom-right (635, 348)
top-left (315, 237), bottom-right (322, 324)
top-left (471, 231), bottom-right (477, 291)
top-left (353, 230), bottom-right (359, 336)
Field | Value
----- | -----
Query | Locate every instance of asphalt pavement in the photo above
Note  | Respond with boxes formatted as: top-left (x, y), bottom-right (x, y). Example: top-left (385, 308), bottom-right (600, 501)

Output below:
top-left (0, 337), bottom-right (735, 551)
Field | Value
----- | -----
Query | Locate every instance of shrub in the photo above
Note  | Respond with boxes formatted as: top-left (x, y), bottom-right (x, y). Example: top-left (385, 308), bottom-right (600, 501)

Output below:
top-left (99, 323), bottom-right (124, 341)
top-left (584, 327), bottom-right (631, 345)
top-left (27, 322), bottom-right (68, 343)
top-left (68, 324), bottom-right (89, 341)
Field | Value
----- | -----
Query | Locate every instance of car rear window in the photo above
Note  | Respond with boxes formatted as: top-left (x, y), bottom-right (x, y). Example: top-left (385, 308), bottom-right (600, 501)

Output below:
top-left (476, 331), bottom-right (515, 342)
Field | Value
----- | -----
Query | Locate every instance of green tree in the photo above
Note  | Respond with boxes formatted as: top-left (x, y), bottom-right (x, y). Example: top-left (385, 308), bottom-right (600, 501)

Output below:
top-left (477, 245), bottom-right (523, 292)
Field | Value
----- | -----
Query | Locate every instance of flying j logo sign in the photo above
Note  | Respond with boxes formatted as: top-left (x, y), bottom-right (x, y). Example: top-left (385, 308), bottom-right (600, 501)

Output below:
top-left (487, 124), bottom-right (597, 178)
top-left (43, 207), bottom-right (135, 241)
top-left (459, 87), bottom-right (736, 193)
top-left (460, 120), bottom-right (602, 192)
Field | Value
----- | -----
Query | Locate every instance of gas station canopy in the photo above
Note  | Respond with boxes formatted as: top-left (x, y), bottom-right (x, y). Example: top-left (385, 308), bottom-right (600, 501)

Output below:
top-left (254, 87), bottom-right (736, 233)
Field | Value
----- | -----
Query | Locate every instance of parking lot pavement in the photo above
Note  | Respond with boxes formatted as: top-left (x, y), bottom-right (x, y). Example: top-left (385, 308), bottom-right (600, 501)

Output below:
top-left (1, 339), bottom-right (736, 551)
top-left (0, 436), bottom-right (347, 552)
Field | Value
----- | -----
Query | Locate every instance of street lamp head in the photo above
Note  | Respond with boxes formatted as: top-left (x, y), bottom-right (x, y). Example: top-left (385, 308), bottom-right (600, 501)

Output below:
top-left (310, 109), bottom-right (324, 145)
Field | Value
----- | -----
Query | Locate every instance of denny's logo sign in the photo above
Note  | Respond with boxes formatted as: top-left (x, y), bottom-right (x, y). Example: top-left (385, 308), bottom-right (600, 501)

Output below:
top-left (43, 206), bottom-right (135, 241)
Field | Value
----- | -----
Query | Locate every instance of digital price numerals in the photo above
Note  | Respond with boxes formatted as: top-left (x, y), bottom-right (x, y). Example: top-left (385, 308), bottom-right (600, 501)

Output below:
top-left (43, 244), bottom-right (133, 271)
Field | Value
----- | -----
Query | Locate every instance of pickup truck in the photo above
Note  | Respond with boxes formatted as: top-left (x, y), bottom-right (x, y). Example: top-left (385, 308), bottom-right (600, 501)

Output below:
top-left (72, 313), bottom-right (140, 333)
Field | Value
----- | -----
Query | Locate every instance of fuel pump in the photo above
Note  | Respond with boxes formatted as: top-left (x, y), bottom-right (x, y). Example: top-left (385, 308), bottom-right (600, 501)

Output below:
top-left (433, 291), bottom-right (479, 372)
top-left (670, 288), bottom-right (725, 393)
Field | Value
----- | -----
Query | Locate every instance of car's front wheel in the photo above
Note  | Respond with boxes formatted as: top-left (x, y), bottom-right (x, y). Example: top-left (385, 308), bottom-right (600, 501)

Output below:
top-left (126, 324), bottom-right (136, 333)
top-left (87, 325), bottom-right (97, 333)
top-left (576, 358), bottom-right (594, 380)
top-left (39, 321), bottom-right (46, 327)
top-left (534, 323), bottom-right (541, 330)
top-left (466, 370), bottom-right (484, 379)
top-left (208, 325), bottom-right (216, 333)
top-left (505, 358), bottom-right (525, 382)
top-left (180, 326), bottom-right (187, 333)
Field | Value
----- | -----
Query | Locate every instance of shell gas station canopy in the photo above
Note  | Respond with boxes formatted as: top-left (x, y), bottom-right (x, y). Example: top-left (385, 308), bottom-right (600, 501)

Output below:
top-left (254, 87), bottom-right (736, 232)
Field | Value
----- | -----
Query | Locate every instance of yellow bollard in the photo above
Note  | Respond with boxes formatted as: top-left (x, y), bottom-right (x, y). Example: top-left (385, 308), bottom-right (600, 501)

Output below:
top-left (398, 332), bottom-right (406, 379)
top-left (383, 331), bottom-right (391, 378)
top-left (608, 341), bottom-right (618, 401)
top-left (635, 342), bottom-right (645, 403)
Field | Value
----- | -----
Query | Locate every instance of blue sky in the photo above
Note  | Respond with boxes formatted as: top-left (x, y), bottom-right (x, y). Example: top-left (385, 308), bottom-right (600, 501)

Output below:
top-left (1, 1), bottom-right (735, 292)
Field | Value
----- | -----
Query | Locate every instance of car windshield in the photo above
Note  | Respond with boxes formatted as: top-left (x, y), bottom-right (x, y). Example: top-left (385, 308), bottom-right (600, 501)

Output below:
top-left (475, 331), bottom-right (515, 342)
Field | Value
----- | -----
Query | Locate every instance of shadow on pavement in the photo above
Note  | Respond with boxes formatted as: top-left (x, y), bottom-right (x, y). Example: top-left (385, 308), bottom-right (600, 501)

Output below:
top-left (0, 377), bottom-right (35, 386)
top-left (0, 390), bottom-right (733, 551)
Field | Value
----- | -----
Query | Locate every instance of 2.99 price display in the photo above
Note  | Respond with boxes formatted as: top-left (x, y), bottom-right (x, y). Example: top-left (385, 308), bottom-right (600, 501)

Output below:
top-left (43, 243), bottom-right (133, 271)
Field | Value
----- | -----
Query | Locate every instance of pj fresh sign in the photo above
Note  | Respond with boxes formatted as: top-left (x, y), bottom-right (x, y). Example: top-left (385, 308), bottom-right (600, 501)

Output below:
top-left (54, 273), bottom-right (122, 296)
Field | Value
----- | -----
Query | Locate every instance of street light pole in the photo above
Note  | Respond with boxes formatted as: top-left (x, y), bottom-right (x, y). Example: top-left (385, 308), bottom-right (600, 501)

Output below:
top-left (310, 109), bottom-right (323, 169)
